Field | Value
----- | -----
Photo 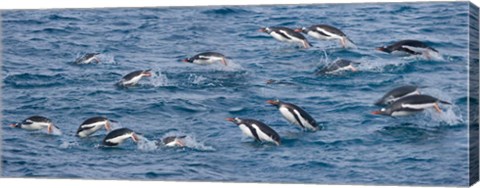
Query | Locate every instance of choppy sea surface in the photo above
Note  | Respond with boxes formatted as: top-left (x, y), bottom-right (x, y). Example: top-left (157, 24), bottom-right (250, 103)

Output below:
top-left (1, 2), bottom-right (473, 186)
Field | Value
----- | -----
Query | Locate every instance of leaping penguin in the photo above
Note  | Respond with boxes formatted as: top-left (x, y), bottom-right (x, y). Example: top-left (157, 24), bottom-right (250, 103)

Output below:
top-left (102, 128), bottom-right (139, 146)
top-left (315, 59), bottom-right (360, 75)
top-left (182, 52), bottom-right (228, 66)
top-left (9, 115), bottom-right (58, 134)
top-left (372, 94), bottom-right (451, 117)
top-left (76, 116), bottom-right (113, 138)
top-left (75, 53), bottom-right (100, 64)
top-left (267, 99), bottom-right (320, 131)
top-left (116, 69), bottom-right (152, 87)
top-left (159, 135), bottom-right (187, 147)
top-left (376, 40), bottom-right (439, 58)
top-left (226, 117), bottom-right (281, 145)
top-left (259, 27), bottom-right (312, 48)
top-left (374, 85), bottom-right (420, 106)
top-left (295, 24), bottom-right (356, 48)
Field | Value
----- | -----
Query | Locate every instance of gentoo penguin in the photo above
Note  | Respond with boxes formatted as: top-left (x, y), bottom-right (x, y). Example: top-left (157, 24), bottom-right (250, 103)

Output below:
top-left (266, 99), bottom-right (319, 131)
top-left (116, 69), bottom-right (152, 87)
top-left (376, 40), bottom-right (439, 58)
top-left (76, 117), bottom-right (113, 138)
top-left (372, 94), bottom-right (451, 117)
top-left (159, 135), bottom-right (187, 147)
top-left (102, 128), bottom-right (139, 146)
top-left (295, 24), bottom-right (356, 48)
top-left (259, 27), bottom-right (312, 48)
top-left (226, 117), bottom-right (281, 145)
top-left (182, 52), bottom-right (228, 66)
top-left (10, 116), bottom-right (58, 133)
top-left (374, 85), bottom-right (420, 106)
top-left (75, 53), bottom-right (100, 64)
top-left (315, 59), bottom-right (360, 75)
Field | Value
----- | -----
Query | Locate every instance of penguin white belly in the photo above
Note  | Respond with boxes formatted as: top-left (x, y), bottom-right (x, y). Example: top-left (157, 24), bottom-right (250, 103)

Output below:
top-left (78, 122), bottom-right (105, 137)
top-left (239, 124), bottom-right (254, 138)
top-left (251, 124), bottom-right (276, 143)
top-left (164, 140), bottom-right (180, 147)
top-left (391, 50), bottom-right (411, 56)
top-left (308, 31), bottom-right (330, 40)
top-left (391, 110), bottom-right (420, 117)
top-left (279, 107), bottom-right (301, 127)
top-left (270, 32), bottom-right (288, 42)
top-left (327, 64), bottom-right (355, 74)
top-left (22, 122), bottom-right (49, 130)
top-left (292, 109), bottom-right (316, 131)
top-left (105, 134), bottom-right (131, 145)
top-left (122, 75), bottom-right (143, 85)
top-left (401, 103), bottom-right (435, 110)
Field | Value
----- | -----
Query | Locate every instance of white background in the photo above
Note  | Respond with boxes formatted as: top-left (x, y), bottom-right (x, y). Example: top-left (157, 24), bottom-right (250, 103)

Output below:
top-left (0, 0), bottom-right (479, 188)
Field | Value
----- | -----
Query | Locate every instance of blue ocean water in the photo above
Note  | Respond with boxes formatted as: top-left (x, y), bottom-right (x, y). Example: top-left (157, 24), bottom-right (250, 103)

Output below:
top-left (0, 2), bottom-right (472, 186)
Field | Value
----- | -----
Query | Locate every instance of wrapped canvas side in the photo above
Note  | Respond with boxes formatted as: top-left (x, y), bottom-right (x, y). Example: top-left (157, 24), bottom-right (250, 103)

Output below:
top-left (469, 2), bottom-right (479, 186)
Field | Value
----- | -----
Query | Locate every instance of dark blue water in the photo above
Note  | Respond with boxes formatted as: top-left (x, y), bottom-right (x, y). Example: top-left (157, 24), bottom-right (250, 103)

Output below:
top-left (1, 2), bottom-right (471, 186)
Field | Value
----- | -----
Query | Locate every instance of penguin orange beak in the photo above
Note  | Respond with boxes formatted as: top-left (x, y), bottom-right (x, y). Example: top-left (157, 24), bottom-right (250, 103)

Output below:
top-left (182, 59), bottom-right (189, 63)
top-left (9, 123), bottom-right (17, 128)
top-left (225, 118), bottom-right (235, 122)
top-left (143, 72), bottom-right (152, 77)
top-left (294, 28), bottom-right (302, 33)
top-left (371, 111), bottom-right (382, 115)
top-left (105, 121), bottom-right (112, 132)
top-left (47, 124), bottom-right (53, 133)
top-left (258, 28), bottom-right (266, 32)
top-left (266, 100), bottom-right (278, 105)
top-left (131, 133), bottom-right (139, 143)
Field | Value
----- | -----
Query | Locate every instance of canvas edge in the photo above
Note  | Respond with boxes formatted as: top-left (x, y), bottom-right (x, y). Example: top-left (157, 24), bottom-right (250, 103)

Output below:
top-left (469, 1), bottom-right (480, 186)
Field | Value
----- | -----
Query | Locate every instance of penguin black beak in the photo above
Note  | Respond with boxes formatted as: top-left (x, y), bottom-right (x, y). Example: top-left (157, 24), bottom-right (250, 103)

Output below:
top-left (225, 118), bottom-right (235, 122)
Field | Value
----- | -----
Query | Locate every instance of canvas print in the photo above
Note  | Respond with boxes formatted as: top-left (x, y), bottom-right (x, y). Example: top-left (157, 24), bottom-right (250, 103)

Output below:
top-left (1, 1), bottom-right (479, 187)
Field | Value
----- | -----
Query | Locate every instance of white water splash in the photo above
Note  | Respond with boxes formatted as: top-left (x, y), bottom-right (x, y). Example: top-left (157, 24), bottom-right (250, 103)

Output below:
top-left (188, 74), bottom-right (208, 85)
top-left (160, 133), bottom-right (215, 151)
top-left (136, 135), bottom-right (159, 151)
top-left (425, 105), bottom-right (463, 126)
top-left (59, 140), bottom-right (79, 149)
top-left (148, 70), bottom-right (171, 87)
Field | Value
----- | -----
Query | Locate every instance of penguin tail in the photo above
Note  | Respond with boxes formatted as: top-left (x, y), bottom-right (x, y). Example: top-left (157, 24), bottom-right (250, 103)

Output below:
top-left (439, 100), bottom-right (452, 105)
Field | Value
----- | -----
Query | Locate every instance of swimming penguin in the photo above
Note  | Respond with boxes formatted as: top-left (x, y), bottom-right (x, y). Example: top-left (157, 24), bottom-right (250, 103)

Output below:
top-left (102, 128), bottom-right (139, 146)
top-left (226, 117), bottom-right (281, 145)
top-left (371, 94), bottom-right (451, 117)
top-left (259, 27), bottom-right (312, 48)
top-left (76, 117), bottom-right (113, 138)
top-left (75, 53), bottom-right (100, 64)
top-left (116, 69), bottom-right (152, 87)
top-left (9, 116), bottom-right (58, 133)
top-left (182, 52), bottom-right (228, 66)
top-left (374, 85), bottom-right (420, 106)
top-left (315, 59), bottom-right (360, 75)
top-left (267, 99), bottom-right (319, 131)
top-left (376, 40), bottom-right (439, 58)
top-left (295, 24), bottom-right (356, 48)
top-left (159, 135), bottom-right (187, 147)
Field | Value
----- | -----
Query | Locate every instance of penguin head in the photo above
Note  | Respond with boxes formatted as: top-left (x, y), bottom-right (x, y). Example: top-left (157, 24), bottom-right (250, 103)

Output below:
top-left (376, 46), bottom-right (391, 53)
top-left (226, 117), bottom-right (242, 124)
top-left (258, 27), bottom-right (270, 33)
top-left (294, 27), bottom-right (308, 33)
top-left (9, 123), bottom-right (21, 128)
top-left (182, 58), bottom-right (193, 63)
top-left (142, 69), bottom-right (152, 77)
top-left (266, 99), bottom-right (281, 106)
top-left (371, 107), bottom-right (392, 116)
